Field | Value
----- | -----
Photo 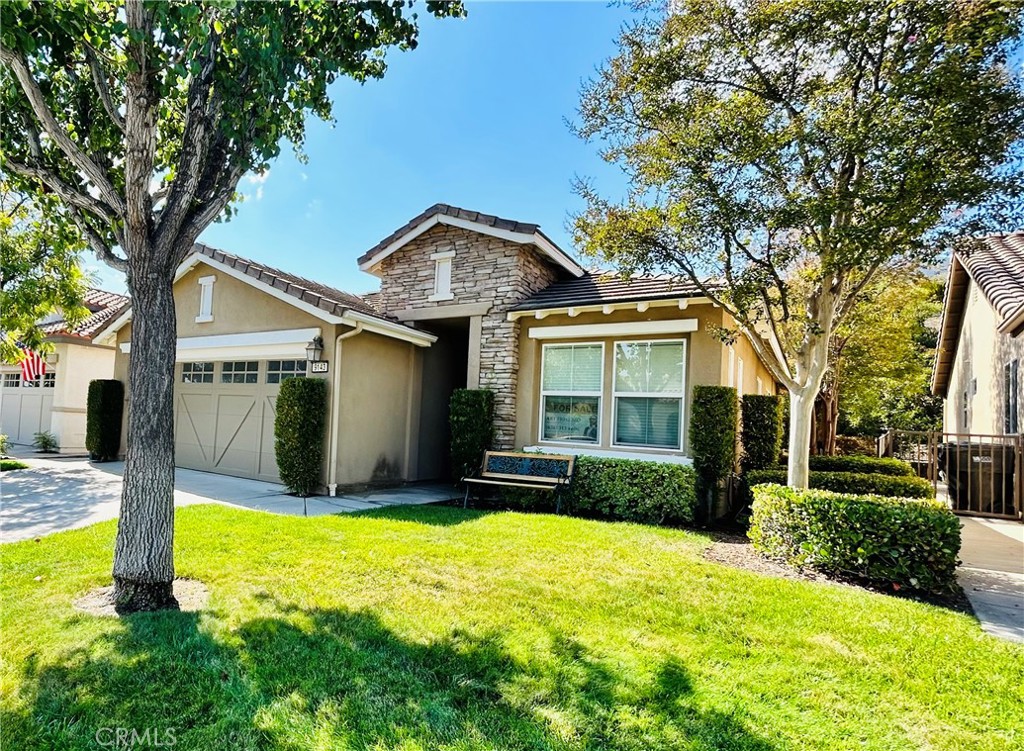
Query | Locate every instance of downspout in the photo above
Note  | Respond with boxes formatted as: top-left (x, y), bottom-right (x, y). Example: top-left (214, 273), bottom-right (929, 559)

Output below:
top-left (327, 323), bottom-right (364, 496)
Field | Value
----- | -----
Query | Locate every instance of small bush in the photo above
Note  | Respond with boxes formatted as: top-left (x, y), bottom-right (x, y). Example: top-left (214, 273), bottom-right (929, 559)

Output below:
top-left (450, 389), bottom-right (494, 481)
top-left (807, 455), bottom-right (914, 476)
top-left (568, 456), bottom-right (697, 525)
top-left (690, 386), bottom-right (738, 519)
top-left (740, 395), bottom-right (783, 472)
top-left (1, 459), bottom-right (28, 471)
top-left (746, 469), bottom-right (934, 498)
top-left (0, 434), bottom-right (9, 455)
top-left (275, 378), bottom-right (327, 496)
top-left (33, 431), bottom-right (58, 453)
top-left (86, 379), bottom-right (124, 461)
top-left (749, 484), bottom-right (960, 594)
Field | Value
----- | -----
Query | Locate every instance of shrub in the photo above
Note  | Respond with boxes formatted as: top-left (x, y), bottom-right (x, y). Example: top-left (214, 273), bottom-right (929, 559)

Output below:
top-left (1, 459), bottom-right (28, 471)
top-left (33, 431), bottom-right (58, 453)
top-left (450, 389), bottom-right (494, 481)
top-left (690, 386), bottom-right (738, 519)
top-left (86, 379), bottom-right (124, 461)
top-left (0, 434), bottom-right (9, 456)
top-left (740, 395), bottom-right (783, 472)
top-left (746, 469), bottom-right (934, 498)
top-left (807, 454), bottom-right (914, 476)
top-left (568, 456), bottom-right (697, 525)
top-left (274, 377), bottom-right (327, 496)
top-left (749, 484), bottom-right (960, 594)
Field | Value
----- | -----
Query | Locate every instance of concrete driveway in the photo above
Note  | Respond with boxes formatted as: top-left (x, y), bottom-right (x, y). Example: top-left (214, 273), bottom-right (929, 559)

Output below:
top-left (1, 454), bottom-right (458, 544)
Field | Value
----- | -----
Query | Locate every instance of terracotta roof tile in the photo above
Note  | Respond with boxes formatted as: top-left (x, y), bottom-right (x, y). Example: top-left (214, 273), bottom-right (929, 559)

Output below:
top-left (40, 288), bottom-right (130, 340)
top-left (959, 232), bottom-right (1024, 331)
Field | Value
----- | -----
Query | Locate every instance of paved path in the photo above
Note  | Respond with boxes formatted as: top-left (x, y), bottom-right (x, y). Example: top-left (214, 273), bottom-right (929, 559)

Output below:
top-left (958, 517), bottom-right (1024, 643)
top-left (1, 454), bottom-right (458, 544)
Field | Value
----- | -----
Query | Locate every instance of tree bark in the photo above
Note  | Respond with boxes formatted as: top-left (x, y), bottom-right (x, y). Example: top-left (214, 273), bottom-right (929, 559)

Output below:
top-left (112, 246), bottom-right (178, 614)
top-left (787, 387), bottom-right (817, 488)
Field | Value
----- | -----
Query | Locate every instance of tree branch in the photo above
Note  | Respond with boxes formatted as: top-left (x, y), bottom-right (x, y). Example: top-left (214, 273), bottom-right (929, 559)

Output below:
top-left (85, 45), bottom-right (125, 133)
top-left (64, 203), bottom-right (128, 273)
top-left (4, 158), bottom-right (118, 227)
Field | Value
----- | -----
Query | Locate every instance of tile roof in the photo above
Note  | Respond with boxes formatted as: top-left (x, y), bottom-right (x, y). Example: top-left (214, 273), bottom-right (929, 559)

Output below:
top-left (192, 243), bottom-right (383, 319)
top-left (511, 272), bottom-right (707, 311)
top-left (958, 232), bottom-right (1024, 332)
top-left (40, 288), bottom-right (130, 340)
top-left (358, 203), bottom-right (542, 267)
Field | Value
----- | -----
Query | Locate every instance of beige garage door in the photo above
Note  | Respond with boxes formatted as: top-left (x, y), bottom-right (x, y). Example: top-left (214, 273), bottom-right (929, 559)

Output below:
top-left (1, 371), bottom-right (56, 445)
top-left (174, 360), bottom-right (307, 482)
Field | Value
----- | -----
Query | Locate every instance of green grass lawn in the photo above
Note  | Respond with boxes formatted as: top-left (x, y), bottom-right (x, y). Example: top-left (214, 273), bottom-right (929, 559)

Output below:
top-left (2, 505), bottom-right (1021, 750)
top-left (0, 459), bottom-right (29, 471)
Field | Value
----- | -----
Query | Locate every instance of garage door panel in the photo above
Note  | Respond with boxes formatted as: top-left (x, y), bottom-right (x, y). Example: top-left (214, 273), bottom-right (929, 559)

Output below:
top-left (175, 392), bottom-right (216, 468)
top-left (212, 394), bottom-right (259, 476)
top-left (1, 387), bottom-right (54, 444)
top-left (257, 395), bottom-right (280, 482)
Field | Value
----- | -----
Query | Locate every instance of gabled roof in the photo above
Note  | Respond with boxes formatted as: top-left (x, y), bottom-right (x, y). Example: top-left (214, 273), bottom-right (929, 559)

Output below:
top-left (510, 272), bottom-right (707, 311)
top-left (93, 244), bottom-right (436, 348)
top-left (357, 203), bottom-right (586, 278)
top-left (40, 288), bottom-right (130, 341)
top-left (932, 232), bottom-right (1024, 396)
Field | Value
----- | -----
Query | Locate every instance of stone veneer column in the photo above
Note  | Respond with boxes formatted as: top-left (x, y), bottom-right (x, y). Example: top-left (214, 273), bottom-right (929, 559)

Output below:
top-left (477, 311), bottom-right (520, 449)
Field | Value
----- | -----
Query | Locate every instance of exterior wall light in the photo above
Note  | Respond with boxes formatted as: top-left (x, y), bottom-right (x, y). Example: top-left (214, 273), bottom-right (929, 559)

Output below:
top-left (305, 336), bottom-right (324, 362)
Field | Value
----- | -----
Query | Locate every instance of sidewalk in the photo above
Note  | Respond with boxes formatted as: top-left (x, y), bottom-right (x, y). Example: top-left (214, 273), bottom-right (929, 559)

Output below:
top-left (958, 517), bottom-right (1024, 643)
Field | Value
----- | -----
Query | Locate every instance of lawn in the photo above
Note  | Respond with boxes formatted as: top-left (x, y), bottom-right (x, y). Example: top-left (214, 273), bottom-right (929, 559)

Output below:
top-left (1, 459), bottom-right (28, 471)
top-left (1, 505), bottom-right (1021, 751)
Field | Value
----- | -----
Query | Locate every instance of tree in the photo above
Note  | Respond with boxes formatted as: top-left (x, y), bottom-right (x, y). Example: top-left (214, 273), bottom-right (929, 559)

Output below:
top-left (573, 0), bottom-right (1023, 487)
top-left (0, 184), bottom-right (89, 362)
top-left (0, 0), bottom-right (464, 612)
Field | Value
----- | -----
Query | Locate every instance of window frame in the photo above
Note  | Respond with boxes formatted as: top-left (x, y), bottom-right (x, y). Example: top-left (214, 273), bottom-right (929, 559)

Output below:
top-left (538, 341), bottom-right (605, 447)
top-left (428, 250), bottom-right (455, 302)
top-left (220, 360), bottom-right (260, 385)
top-left (42, 372), bottom-right (56, 388)
top-left (1005, 359), bottom-right (1020, 434)
top-left (3, 372), bottom-right (22, 388)
top-left (180, 362), bottom-right (215, 384)
top-left (195, 275), bottom-right (215, 323)
top-left (611, 338), bottom-right (687, 452)
top-left (266, 359), bottom-right (307, 384)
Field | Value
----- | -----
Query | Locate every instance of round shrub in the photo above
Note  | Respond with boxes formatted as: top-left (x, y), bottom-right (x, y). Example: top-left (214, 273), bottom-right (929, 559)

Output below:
top-left (274, 377), bottom-right (327, 496)
top-left (740, 394), bottom-right (783, 472)
top-left (749, 484), bottom-right (960, 594)
top-left (450, 389), bottom-right (494, 481)
top-left (86, 379), bottom-right (124, 461)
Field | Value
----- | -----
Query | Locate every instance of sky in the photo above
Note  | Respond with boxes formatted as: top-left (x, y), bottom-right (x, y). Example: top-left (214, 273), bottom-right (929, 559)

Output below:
top-left (87, 1), bottom-right (639, 295)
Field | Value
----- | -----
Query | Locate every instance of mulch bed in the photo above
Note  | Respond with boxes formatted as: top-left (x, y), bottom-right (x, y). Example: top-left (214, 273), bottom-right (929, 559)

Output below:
top-left (703, 532), bottom-right (973, 614)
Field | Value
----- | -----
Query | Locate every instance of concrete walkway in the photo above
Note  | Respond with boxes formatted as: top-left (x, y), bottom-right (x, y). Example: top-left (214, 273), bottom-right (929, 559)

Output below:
top-left (958, 517), bottom-right (1024, 643)
top-left (1, 454), bottom-right (459, 544)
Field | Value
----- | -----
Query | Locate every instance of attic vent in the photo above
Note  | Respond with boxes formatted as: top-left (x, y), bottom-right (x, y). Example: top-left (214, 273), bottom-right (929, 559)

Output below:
top-left (429, 250), bottom-right (455, 302)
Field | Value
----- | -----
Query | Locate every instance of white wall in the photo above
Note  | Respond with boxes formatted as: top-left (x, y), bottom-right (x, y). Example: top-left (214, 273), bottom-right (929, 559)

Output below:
top-left (49, 342), bottom-right (117, 453)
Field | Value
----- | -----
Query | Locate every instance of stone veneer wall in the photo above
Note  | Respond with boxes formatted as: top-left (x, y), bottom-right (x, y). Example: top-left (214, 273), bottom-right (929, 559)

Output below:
top-left (375, 224), bottom-right (561, 447)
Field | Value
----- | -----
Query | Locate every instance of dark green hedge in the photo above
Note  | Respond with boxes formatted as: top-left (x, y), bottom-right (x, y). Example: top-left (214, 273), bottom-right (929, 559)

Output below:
top-left (275, 377), bottom-right (327, 496)
top-left (746, 469), bottom-right (934, 498)
top-left (86, 379), bottom-right (124, 462)
top-left (502, 455), bottom-right (697, 526)
top-left (690, 386), bottom-right (738, 519)
top-left (450, 389), bottom-right (494, 481)
top-left (740, 395), bottom-right (783, 472)
top-left (749, 484), bottom-right (960, 594)
top-left (806, 455), bottom-right (915, 477)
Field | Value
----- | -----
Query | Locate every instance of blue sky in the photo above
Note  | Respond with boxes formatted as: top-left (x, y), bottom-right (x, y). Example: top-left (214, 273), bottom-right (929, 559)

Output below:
top-left (88, 1), bottom-right (637, 294)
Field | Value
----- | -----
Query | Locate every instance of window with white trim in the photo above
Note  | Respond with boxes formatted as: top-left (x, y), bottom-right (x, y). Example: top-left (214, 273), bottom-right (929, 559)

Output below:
top-left (540, 343), bottom-right (603, 444)
top-left (613, 340), bottom-right (685, 450)
top-left (1005, 360), bottom-right (1019, 434)
top-left (3, 373), bottom-right (22, 388)
top-left (42, 372), bottom-right (56, 388)
top-left (182, 362), bottom-right (214, 383)
top-left (221, 361), bottom-right (259, 384)
top-left (429, 250), bottom-right (455, 302)
top-left (267, 359), bottom-right (307, 384)
top-left (196, 275), bottom-right (215, 323)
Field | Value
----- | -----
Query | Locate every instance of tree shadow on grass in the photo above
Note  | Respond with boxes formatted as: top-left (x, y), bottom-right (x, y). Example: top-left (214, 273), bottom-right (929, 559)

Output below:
top-left (5, 598), bottom-right (776, 751)
top-left (352, 504), bottom-right (496, 527)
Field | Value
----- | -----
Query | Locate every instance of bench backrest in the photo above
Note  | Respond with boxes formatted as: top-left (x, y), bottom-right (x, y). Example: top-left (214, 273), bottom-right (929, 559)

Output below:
top-left (480, 451), bottom-right (575, 485)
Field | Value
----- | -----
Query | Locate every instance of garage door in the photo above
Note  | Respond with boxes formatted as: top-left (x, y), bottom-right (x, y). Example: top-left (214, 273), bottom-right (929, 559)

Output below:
top-left (173, 359), bottom-right (307, 482)
top-left (0, 371), bottom-right (55, 445)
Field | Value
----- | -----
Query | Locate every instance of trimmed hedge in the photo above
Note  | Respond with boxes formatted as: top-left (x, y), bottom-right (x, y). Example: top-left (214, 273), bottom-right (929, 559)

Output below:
top-left (501, 455), bottom-right (697, 526)
top-left (807, 455), bottom-right (914, 477)
top-left (746, 469), bottom-right (934, 498)
top-left (450, 389), bottom-right (494, 481)
top-left (274, 377), bottom-right (327, 497)
top-left (690, 386), bottom-right (738, 519)
top-left (740, 395), bottom-right (783, 472)
top-left (749, 484), bottom-right (960, 594)
top-left (86, 379), bottom-right (124, 462)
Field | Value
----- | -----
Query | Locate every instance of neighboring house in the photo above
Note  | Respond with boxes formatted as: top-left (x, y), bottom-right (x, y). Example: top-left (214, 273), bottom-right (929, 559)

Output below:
top-left (94, 204), bottom-right (781, 490)
top-left (1, 288), bottom-right (128, 452)
top-left (932, 232), bottom-right (1024, 435)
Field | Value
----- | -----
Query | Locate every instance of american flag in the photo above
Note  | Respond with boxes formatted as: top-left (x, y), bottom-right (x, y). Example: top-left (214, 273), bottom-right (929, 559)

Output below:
top-left (19, 347), bottom-right (46, 382)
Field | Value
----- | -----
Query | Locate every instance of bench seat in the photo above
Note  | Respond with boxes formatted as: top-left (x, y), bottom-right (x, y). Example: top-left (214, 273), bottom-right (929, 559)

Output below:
top-left (462, 451), bottom-right (575, 512)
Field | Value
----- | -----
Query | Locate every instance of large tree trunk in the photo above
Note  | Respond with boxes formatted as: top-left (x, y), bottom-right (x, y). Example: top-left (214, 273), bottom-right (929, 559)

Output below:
top-left (787, 387), bottom-right (817, 488)
top-left (112, 251), bottom-right (178, 613)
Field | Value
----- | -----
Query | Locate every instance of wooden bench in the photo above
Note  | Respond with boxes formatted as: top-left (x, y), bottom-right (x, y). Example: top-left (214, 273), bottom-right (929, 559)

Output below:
top-left (462, 451), bottom-right (576, 513)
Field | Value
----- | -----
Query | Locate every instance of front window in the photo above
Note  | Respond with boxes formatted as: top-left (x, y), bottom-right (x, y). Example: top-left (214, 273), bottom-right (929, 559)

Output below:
top-left (181, 362), bottom-right (214, 384)
top-left (267, 360), bottom-right (307, 384)
top-left (221, 361), bottom-right (259, 384)
top-left (1006, 360), bottom-right (1019, 434)
top-left (613, 340), bottom-right (685, 450)
top-left (540, 343), bottom-right (603, 444)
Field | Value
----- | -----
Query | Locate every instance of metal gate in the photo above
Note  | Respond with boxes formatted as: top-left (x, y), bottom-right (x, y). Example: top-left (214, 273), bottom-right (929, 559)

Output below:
top-left (878, 430), bottom-right (1023, 521)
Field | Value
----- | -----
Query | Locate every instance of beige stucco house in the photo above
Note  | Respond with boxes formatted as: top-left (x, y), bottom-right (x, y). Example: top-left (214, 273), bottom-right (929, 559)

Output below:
top-left (95, 204), bottom-right (780, 490)
top-left (1, 288), bottom-right (128, 452)
top-left (932, 232), bottom-right (1024, 435)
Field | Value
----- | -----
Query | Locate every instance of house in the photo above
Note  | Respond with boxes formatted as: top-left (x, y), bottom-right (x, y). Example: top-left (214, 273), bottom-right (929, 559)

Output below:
top-left (94, 204), bottom-right (781, 489)
top-left (932, 232), bottom-right (1024, 435)
top-left (1, 288), bottom-right (128, 452)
